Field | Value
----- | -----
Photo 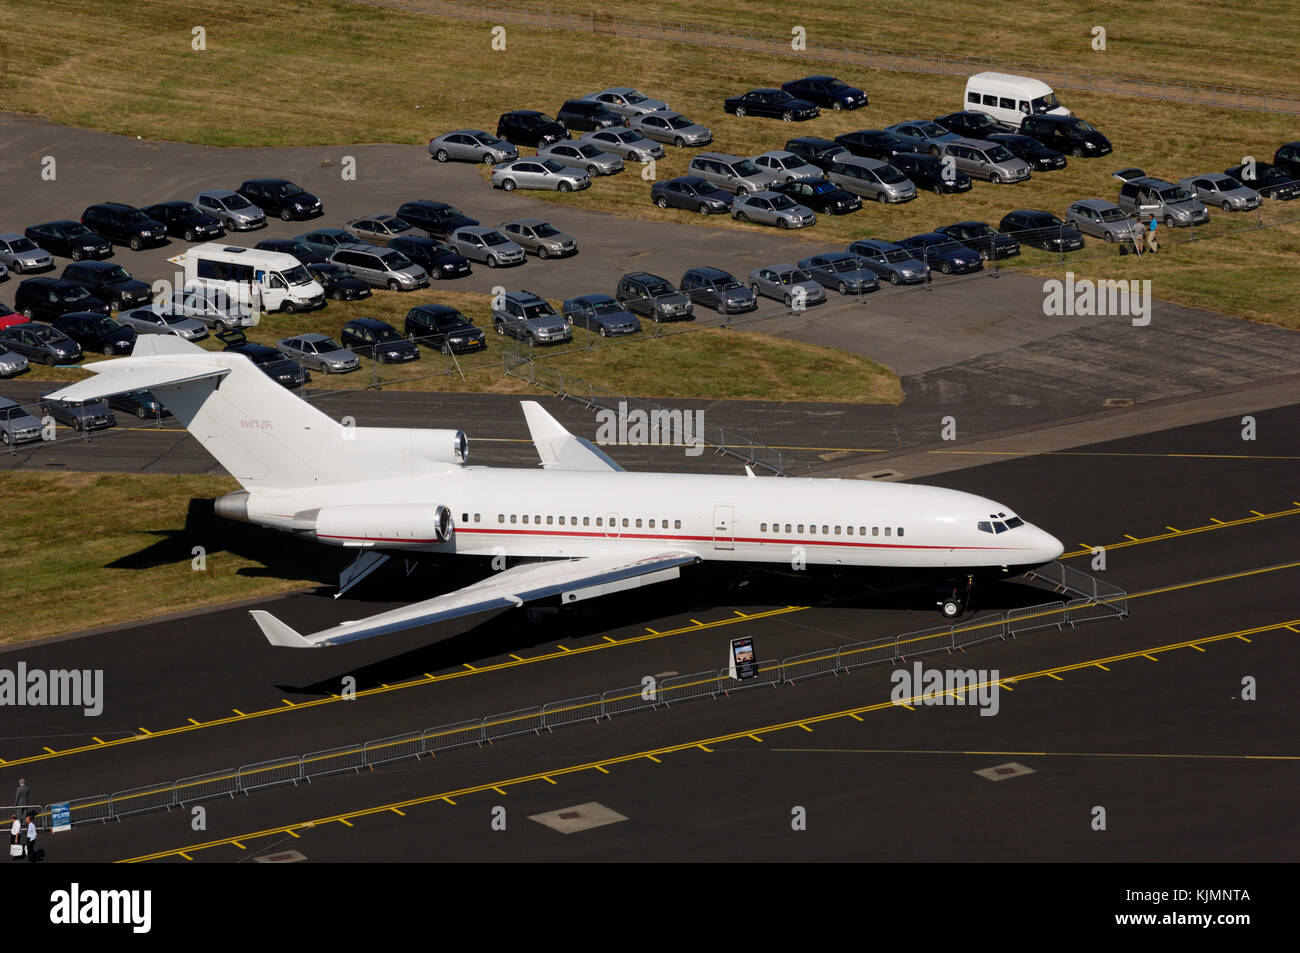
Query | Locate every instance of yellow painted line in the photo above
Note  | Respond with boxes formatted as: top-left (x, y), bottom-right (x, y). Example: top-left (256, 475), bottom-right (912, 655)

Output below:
top-left (137, 728), bottom-right (151, 735)
top-left (509, 654), bottom-right (524, 661)
top-left (462, 664), bottom-right (475, 671)
top-left (338, 818), bottom-right (353, 827)
top-left (1166, 526), bottom-right (1180, 532)
top-left (897, 704), bottom-right (914, 711)
top-left (646, 755), bottom-right (661, 763)
top-left (999, 682), bottom-right (1014, 691)
top-left (491, 786), bottom-right (507, 796)
top-left (231, 710), bottom-right (244, 716)
top-left (1062, 505), bottom-right (1300, 559)
top-left (645, 628), bottom-right (659, 634)
top-left (232, 841), bottom-right (245, 850)
top-left (1211, 518), bottom-right (1225, 524)
top-left (798, 723), bottom-right (813, 732)
top-left (1123, 534), bottom-right (1139, 541)
top-left (848, 713), bottom-right (863, 722)
top-left (1236, 636), bottom-right (1252, 643)
top-left (603, 637), bottom-right (617, 643)
top-left (697, 745), bottom-right (713, 753)
top-left (541, 776), bottom-right (556, 784)
top-left (1251, 510), bottom-right (1266, 517)
top-left (43, 747), bottom-right (56, 755)
top-left (179, 852), bottom-right (192, 861)
top-left (594, 765), bottom-right (609, 774)
top-left (734, 610), bottom-right (748, 618)
top-left (748, 734), bottom-right (763, 743)
top-left (1048, 673), bottom-right (1064, 681)
top-left (1190, 644), bottom-right (1206, 651)
top-left (286, 829), bottom-right (300, 838)
top-left (423, 674), bottom-right (435, 679)
top-left (187, 719), bottom-right (200, 726)
top-left (441, 797), bottom-right (456, 805)
top-left (281, 699), bottom-right (295, 707)
top-left (1143, 654), bottom-right (1158, 661)
top-left (391, 808), bottom-right (405, 816)
top-left (93, 737), bottom-right (105, 745)
top-left (1095, 663), bottom-right (1110, 671)
top-left (689, 619), bottom-right (704, 626)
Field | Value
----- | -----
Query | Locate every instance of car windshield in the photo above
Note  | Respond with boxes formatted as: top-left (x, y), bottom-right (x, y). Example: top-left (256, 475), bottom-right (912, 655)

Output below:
top-left (1159, 186), bottom-right (1193, 203)
top-left (591, 300), bottom-right (622, 315)
top-left (824, 78), bottom-right (849, 91)
top-left (59, 286), bottom-right (93, 302)
top-left (624, 91), bottom-right (648, 104)
top-left (225, 194), bottom-right (253, 209)
top-left (479, 134), bottom-right (505, 146)
top-left (1099, 208), bottom-right (1129, 222)
top-left (539, 159), bottom-right (567, 172)
top-left (877, 165), bottom-right (907, 184)
top-left (1073, 119), bottom-right (1097, 133)
top-left (831, 258), bottom-right (860, 272)
top-left (282, 265), bottom-right (312, 285)
top-left (522, 302), bottom-right (555, 319)
top-left (379, 252), bottom-right (414, 270)
top-left (160, 312), bottom-right (191, 326)
top-left (574, 145), bottom-right (602, 157)
top-left (483, 231), bottom-right (509, 246)
top-left (645, 281), bottom-right (673, 296)
top-left (100, 265), bottom-right (131, 281)
top-left (274, 183), bottom-right (305, 197)
top-left (966, 223), bottom-right (996, 236)
top-left (1036, 215), bottom-right (1064, 227)
top-left (733, 159), bottom-right (762, 176)
top-left (916, 122), bottom-right (946, 137)
top-left (438, 206), bottom-right (465, 219)
top-left (9, 238), bottom-right (38, 252)
top-left (985, 145), bottom-right (1015, 162)
top-left (883, 249), bottom-right (913, 263)
top-left (247, 348), bottom-right (277, 365)
top-left (315, 338), bottom-right (343, 351)
top-left (1031, 93), bottom-right (1060, 113)
top-left (617, 130), bottom-right (645, 143)
top-left (769, 195), bottom-right (799, 210)
top-left (533, 224), bottom-right (562, 238)
top-left (90, 316), bottom-right (120, 331)
top-left (666, 115), bottom-right (694, 129)
top-left (371, 327), bottom-right (402, 342)
top-left (62, 223), bottom-right (93, 238)
top-left (810, 181), bottom-right (835, 194)
top-left (122, 209), bottom-right (149, 223)
top-left (33, 326), bottom-right (61, 342)
top-left (784, 270), bottom-right (813, 284)
top-left (312, 263), bottom-right (345, 278)
top-left (434, 310), bottom-right (469, 327)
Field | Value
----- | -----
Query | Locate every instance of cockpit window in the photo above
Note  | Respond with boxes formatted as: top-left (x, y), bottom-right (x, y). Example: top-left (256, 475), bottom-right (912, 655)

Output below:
top-left (993, 522), bottom-right (1008, 533)
top-left (977, 521), bottom-right (992, 534)
top-left (1005, 516), bottom-right (1024, 529)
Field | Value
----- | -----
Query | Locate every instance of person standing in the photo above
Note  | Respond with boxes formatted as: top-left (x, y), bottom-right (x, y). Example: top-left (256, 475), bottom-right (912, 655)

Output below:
top-left (1144, 217), bottom-right (1159, 255)
top-left (24, 814), bottom-right (38, 863)
top-left (13, 778), bottom-right (29, 815)
top-left (8, 814), bottom-right (20, 861)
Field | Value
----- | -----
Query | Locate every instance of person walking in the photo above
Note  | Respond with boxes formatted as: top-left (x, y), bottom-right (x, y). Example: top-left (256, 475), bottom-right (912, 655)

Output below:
top-left (24, 814), bottom-right (38, 863)
top-left (13, 778), bottom-right (29, 814)
top-left (1144, 217), bottom-right (1159, 255)
top-left (8, 814), bottom-right (20, 861)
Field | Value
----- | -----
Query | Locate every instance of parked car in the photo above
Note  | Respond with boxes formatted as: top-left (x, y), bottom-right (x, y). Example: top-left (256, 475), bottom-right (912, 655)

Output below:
top-left (0, 321), bottom-right (83, 364)
top-left (731, 191), bottom-right (817, 229)
top-left (561, 294), bottom-right (642, 336)
top-left (885, 120), bottom-right (961, 156)
top-left (497, 219), bottom-right (577, 259)
top-left (81, 203), bottom-right (168, 250)
top-left (117, 306), bottom-right (209, 341)
top-left (158, 287), bottom-right (256, 330)
top-left (627, 110), bottom-right (713, 147)
top-left (142, 201), bottom-right (225, 242)
top-left (340, 317), bottom-right (420, 364)
top-left (772, 177), bottom-right (861, 214)
top-left (14, 277), bottom-right (110, 322)
top-left (24, 221), bottom-right (113, 261)
top-left (0, 234), bottom-right (55, 274)
top-left (446, 227), bottom-right (526, 267)
top-left (997, 210), bottom-right (1086, 251)
top-left (278, 333), bottom-right (361, 374)
top-left (304, 261), bottom-right (372, 300)
top-left (985, 133), bottom-right (1067, 172)
top-left (403, 304), bottom-right (487, 354)
top-left (0, 259), bottom-right (9, 281)
top-left (387, 236), bottom-right (473, 278)
top-left (396, 201), bottom-right (479, 240)
top-left (238, 179), bottom-right (322, 222)
top-left (752, 150), bottom-right (823, 183)
top-left (496, 109), bottom-right (568, 148)
top-left (0, 302), bottom-right (25, 329)
top-left (934, 221), bottom-right (1021, 260)
top-left (1019, 114), bottom-right (1112, 157)
top-left (254, 238), bottom-right (328, 266)
top-left (1063, 199), bottom-right (1141, 244)
top-left (724, 88), bottom-right (818, 121)
top-left (896, 233), bottom-right (984, 275)
top-left (781, 75), bottom-right (867, 111)
top-left (649, 176), bottom-right (734, 215)
top-left (40, 392), bottom-right (115, 432)
top-left (193, 189), bottom-right (266, 230)
top-left (796, 253), bottom-right (880, 295)
top-left (748, 264), bottom-right (827, 308)
top-left (537, 140), bottom-right (624, 176)
top-left (846, 239), bottom-right (930, 285)
top-left (556, 99), bottom-right (623, 131)
top-left (1113, 172), bottom-right (1209, 226)
top-left (783, 137), bottom-right (850, 171)
top-left (688, 152), bottom-right (779, 194)
top-left (1177, 174), bottom-right (1261, 212)
top-left (294, 228), bottom-right (361, 258)
top-left (492, 290), bottom-right (572, 345)
top-left (579, 127), bottom-right (665, 162)
top-left (0, 396), bottom-right (42, 444)
top-left (0, 344), bottom-right (30, 379)
top-left (1273, 142), bottom-right (1300, 178)
top-left (826, 156), bottom-right (916, 203)
top-left (428, 129), bottom-right (518, 165)
top-left (891, 152), bottom-right (973, 194)
top-left (584, 88), bottom-right (669, 118)
top-left (615, 272), bottom-right (694, 322)
top-left (346, 215), bottom-right (428, 246)
top-left (329, 244), bottom-right (428, 290)
top-left (679, 267), bottom-right (757, 315)
top-left (60, 261), bottom-right (152, 310)
top-left (490, 158), bottom-right (591, 192)
top-left (220, 330), bottom-right (310, 388)
top-left (53, 312), bottom-right (136, 354)
top-left (1223, 162), bottom-right (1300, 201)
top-left (107, 389), bottom-right (169, 419)
top-left (834, 129), bottom-right (908, 161)
top-left (940, 138), bottom-right (1031, 183)
top-left (933, 110), bottom-right (1015, 139)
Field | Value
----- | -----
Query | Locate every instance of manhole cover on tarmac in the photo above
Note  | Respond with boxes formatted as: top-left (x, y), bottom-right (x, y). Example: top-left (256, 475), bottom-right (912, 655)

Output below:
top-left (529, 802), bottom-right (628, 834)
top-left (974, 762), bottom-right (1037, 782)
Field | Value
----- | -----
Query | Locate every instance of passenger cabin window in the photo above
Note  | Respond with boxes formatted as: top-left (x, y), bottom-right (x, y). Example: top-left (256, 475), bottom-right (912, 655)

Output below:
top-left (967, 91), bottom-right (979, 104)
top-left (898, 527), bottom-right (904, 537)
top-left (884, 527), bottom-right (891, 537)
top-left (510, 515), bottom-right (517, 524)
top-left (674, 520), bottom-right (681, 529)
top-left (872, 527), bottom-right (879, 536)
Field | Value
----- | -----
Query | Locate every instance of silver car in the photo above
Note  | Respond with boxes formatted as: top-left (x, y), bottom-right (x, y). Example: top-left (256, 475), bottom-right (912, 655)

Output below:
top-left (845, 238), bottom-right (929, 285)
top-left (492, 290), bottom-right (572, 345)
top-left (193, 189), bottom-right (266, 230)
top-left (751, 150), bottom-right (824, 184)
top-left (498, 219), bottom-right (577, 259)
top-left (884, 120), bottom-right (961, 156)
top-left (0, 396), bottom-right (42, 444)
top-left (491, 158), bottom-right (591, 192)
top-left (329, 243), bottom-right (428, 290)
top-left (1114, 173), bottom-right (1210, 227)
top-left (538, 141), bottom-right (624, 176)
top-left (0, 344), bottom-right (30, 378)
top-left (447, 226), bottom-right (526, 268)
top-left (689, 152), bottom-right (779, 195)
top-left (585, 87), bottom-right (669, 118)
top-left (940, 139), bottom-right (1032, 184)
top-left (278, 333), bottom-right (360, 374)
top-left (748, 264), bottom-right (827, 308)
top-left (0, 234), bottom-right (54, 274)
top-left (160, 287), bottom-right (256, 330)
top-left (117, 305), bottom-right (209, 341)
top-left (579, 128), bottom-right (665, 162)
top-left (1178, 174), bottom-right (1262, 212)
top-left (796, 253), bottom-right (880, 295)
top-left (731, 191), bottom-right (816, 229)
top-left (295, 227), bottom-right (362, 258)
top-left (826, 156), bottom-right (916, 203)
top-left (428, 129), bottom-right (518, 165)
top-left (627, 110), bottom-right (713, 148)
top-left (1064, 199), bottom-right (1141, 244)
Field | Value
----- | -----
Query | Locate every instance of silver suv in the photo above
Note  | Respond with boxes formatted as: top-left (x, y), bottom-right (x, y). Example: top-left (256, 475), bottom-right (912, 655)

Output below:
top-left (329, 243), bottom-right (428, 290)
top-left (492, 290), bottom-right (572, 345)
top-left (688, 152), bottom-right (779, 194)
top-left (940, 139), bottom-right (1031, 183)
top-left (1115, 172), bottom-right (1209, 227)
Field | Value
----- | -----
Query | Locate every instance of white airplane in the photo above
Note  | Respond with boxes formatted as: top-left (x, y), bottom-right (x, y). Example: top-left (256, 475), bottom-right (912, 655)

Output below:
top-left (48, 336), bottom-right (1064, 648)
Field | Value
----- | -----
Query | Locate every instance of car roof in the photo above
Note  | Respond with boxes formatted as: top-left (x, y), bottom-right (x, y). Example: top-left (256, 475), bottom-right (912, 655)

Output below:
top-left (686, 266), bottom-right (731, 278)
top-left (794, 75), bottom-right (835, 82)
top-left (67, 260), bottom-right (117, 271)
top-left (298, 333), bottom-right (332, 342)
top-left (456, 226), bottom-right (496, 234)
top-left (832, 155), bottom-right (886, 168)
top-left (894, 151), bottom-right (937, 162)
top-left (503, 218), bottom-right (548, 227)
top-left (37, 220), bottom-right (84, 228)
top-left (411, 303), bottom-right (461, 315)
top-left (744, 88), bottom-right (784, 94)
top-left (345, 317), bottom-right (394, 329)
top-left (946, 220), bottom-right (991, 228)
top-left (623, 271), bottom-right (667, 282)
top-left (404, 199), bottom-right (452, 209)
top-left (335, 242), bottom-right (385, 252)
top-left (1007, 209), bottom-right (1054, 219)
top-left (197, 189), bottom-right (240, 198)
top-left (670, 175), bottom-right (711, 187)
top-left (694, 151), bottom-right (744, 162)
top-left (504, 109), bottom-right (546, 117)
top-left (756, 150), bottom-right (800, 159)
top-left (1127, 176), bottom-right (1175, 188)
top-left (506, 290), bottom-right (548, 302)
top-left (245, 178), bottom-right (291, 186)
top-left (1071, 198), bottom-right (1119, 209)
top-left (742, 190), bottom-right (785, 200)
top-left (787, 136), bottom-right (839, 147)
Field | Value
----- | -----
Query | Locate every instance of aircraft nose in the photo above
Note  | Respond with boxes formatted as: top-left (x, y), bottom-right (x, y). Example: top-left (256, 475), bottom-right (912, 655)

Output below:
top-left (1034, 526), bottom-right (1065, 562)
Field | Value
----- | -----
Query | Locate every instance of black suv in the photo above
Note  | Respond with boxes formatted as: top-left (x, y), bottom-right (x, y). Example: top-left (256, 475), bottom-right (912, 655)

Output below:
top-left (237, 178), bottom-right (323, 222)
top-left (142, 201), bottom-right (225, 242)
top-left (783, 137), bottom-right (850, 171)
top-left (556, 99), bottom-right (622, 131)
top-left (15, 277), bottom-right (111, 322)
top-left (25, 221), bottom-right (113, 261)
top-left (496, 110), bottom-right (568, 148)
top-left (303, 262), bottom-right (371, 301)
top-left (1018, 115), bottom-right (1112, 157)
top-left (396, 201), bottom-right (479, 240)
top-left (60, 261), bottom-right (152, 310)
top-left (388, 236), bottom-right (472, 280)
top-left (615, 272), bottom-right (694, 322)
top-left (219, 330), bottom-right (310, 388)
top-left (933, 110), bottom-right (1015, 139)
top-left (80, 203), bottom-right (168, 250)
top-left (833, 129), bottom-right (908, 161)
top-left (341, 317), bottom-right (420, 364)
top-left (52, 312), bottom-right (137, 355)
top-left (891, 152), bottom-right (972, 195)
top-left (403, 304), bottom-right (486, 354)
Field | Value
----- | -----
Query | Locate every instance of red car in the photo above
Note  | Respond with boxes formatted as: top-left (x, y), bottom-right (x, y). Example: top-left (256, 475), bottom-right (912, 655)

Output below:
top-left (0, 303), bottom-right (28, 330)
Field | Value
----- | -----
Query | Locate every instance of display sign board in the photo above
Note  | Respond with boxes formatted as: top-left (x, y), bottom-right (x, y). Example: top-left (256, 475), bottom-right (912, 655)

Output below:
top-left (728, 636), bottom-right (757, 680)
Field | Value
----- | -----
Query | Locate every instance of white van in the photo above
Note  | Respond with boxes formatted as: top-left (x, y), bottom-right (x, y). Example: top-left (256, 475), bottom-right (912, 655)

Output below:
top-left (963, 72), bottom-right (1069, 129)
top-left (168, 244), bottom-right (326, 314)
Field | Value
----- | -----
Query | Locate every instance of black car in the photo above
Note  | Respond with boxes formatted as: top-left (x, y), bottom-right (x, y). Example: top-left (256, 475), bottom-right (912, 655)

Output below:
top-left (219, 331), bottom-right (311, 388)
top-left (723, 88), bottom-right (819, 121)
top-left (106, 389), bottom-right (170, 420)
top-left (388, 237), bottom-right (472, 280)
top-left (341, 318), bottom-right (420, 364)
top-left (783, 137), bottom-right (850, 171)
top-left (771, 177), bottom-right (861, 214)
top-left (80, 203), bottom-right (168, 250)
top-left (935, 221), bottom-right (1021, 261)
top-left (1223, 163), bottom-right (1300, 201)
top-left (780, 75), bottom-right (867, 111)
top-left (403, 304), bottom-right (487, 354)
top-left (52, 312), bottom-right (137, 355)
top-left (0, 321), bottom-right (83, 364)
top-left (60, 261), bottom-right (152, 310)
top-left (254, 239), bottom-right (327, 266)
top-left (14, 277), bottom-right (111, 322)
top-left (40, 392), bottom-right (115, 433)
top-left (1274, 142), bottom-right (1300, 179)
top-left (833, 129), bottom-right (908, 161)
top-left (648, 176), bottom-right (734, 215)
top-left (396, 201), bottom-right (480, 240)
top-left (303, 262), bottom-right (371, 301)
top-left (998, 209), bottom-right (1086, 252)
top-left (890, 152), bottom-right (972, 194)
top-left (933, 110), bottom-right (1016, 139)
top-left (985, 133), bottom-right (1067, 172)
top-left (556, 99), bottom-right (622, 131)
top-left (237, 179), bottom-right (323, 222)
top-left (1018, 115), bottom-right (1112, 157)
top-left (142, 201), bottom-right (226, 242)
top-left (496, 110), bottom-right (568, 148)
top-left (25, 221), bottom-right (113, 261)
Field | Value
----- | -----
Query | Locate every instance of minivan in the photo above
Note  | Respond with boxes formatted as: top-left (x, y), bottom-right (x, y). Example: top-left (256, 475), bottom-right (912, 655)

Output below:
top-left (826, 156), bottom-right (916, 203)
top-left (328, 244), bottom-right (428, 290)
top-left (964, 72), bottom-right (1068, 128)
top-left (1115, 174), bottom-right (1209, 227)
top-left (940, 138), bottom-right (1031, 184)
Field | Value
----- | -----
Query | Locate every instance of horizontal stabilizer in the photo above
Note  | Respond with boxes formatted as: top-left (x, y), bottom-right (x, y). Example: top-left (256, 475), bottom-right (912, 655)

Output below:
top-left (44, 359), bottom-right (229, 404)
top-left (521, 400), bottom-right (623, 472)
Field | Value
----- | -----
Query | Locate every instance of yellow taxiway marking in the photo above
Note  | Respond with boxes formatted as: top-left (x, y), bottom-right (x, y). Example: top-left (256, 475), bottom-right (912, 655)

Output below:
top-left (1061, 504), bottom-right (1299, 559)
top-left (770, 747), bottom-right (1300, 762)
top-left (338, 818), bottom-right (353, 827)
top-left (390, 808), bottom-right (405, 816)
top-left (179, 852), bottom-right (192, 861)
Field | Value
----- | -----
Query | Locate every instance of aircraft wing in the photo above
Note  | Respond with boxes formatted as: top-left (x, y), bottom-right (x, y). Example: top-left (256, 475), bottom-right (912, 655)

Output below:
top-left (521, 400), bottom-right (623, 472)
top-left (251, 550), bottom-right (699, 647)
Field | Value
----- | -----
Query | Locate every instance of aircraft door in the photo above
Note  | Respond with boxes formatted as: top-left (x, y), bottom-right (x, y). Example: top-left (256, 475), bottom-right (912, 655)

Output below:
top-left (712, 505), bottom-right (735, 551)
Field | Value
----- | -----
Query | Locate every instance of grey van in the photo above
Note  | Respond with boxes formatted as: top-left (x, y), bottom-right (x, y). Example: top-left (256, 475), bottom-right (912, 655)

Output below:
top-left (329, 243), bottom-right (428, 290)
top-left (940, 138), bottom-right (1031, 183)
top-left (1114, 171), bottom-right (1209, 226)
top-left (826, 156), bottom-right (916, 203)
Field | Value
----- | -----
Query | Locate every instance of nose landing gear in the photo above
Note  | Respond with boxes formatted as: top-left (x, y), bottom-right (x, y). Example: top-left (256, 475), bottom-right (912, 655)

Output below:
top-left (937, 574), bottom-right (975, 619)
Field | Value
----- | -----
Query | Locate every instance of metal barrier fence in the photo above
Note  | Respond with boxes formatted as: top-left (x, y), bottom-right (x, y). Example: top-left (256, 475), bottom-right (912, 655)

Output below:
top-left (41, 563), bottom-right (1126, 829)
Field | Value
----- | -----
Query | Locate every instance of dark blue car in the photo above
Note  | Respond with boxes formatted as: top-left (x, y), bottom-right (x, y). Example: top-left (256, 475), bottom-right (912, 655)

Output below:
top-left (781, 75), bottom-right (868, 111)
top-left (896, 233), bottom-right (984, 275)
